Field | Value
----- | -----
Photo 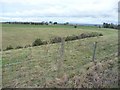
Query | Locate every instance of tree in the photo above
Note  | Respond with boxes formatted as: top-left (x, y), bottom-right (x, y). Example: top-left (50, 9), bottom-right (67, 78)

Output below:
top-left (74, 25), bottom-right (77, 28)
top-left (103, 22), bottom-right (118, 29)
top-left (49, 21), bottom-right (52, 24)
top-left (99, 25), bottom-right (101, 28)
top-left (53, 22), bottom-right (57, 25)
top-left (45, 22), bottom-right (48, 25)
top-left (64, 22), bottom-right (69, 25)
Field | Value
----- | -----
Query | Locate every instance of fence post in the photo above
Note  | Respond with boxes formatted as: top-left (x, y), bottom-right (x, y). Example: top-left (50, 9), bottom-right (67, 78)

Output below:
top-left (60, 38), bottom-right (65, 61)
top-left (57, 37), bottom-right (65, 78)
top-left (92, 42), bottom-right (97, 62)
top-left (92, 42), bottom-right (100, 87)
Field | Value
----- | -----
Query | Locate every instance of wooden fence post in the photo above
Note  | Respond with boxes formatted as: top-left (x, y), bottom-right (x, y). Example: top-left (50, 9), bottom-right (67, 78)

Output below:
top-left (92, 42), bottom-right (97, 62)
top-left (57, 37), bottom-right (65, 78)
top-left (92, 42), bottom-right (100, 87)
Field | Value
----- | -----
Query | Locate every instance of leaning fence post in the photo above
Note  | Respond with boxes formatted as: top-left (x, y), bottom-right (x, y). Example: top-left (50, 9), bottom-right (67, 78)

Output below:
top-left (92, 42), bottom-right (97, 62)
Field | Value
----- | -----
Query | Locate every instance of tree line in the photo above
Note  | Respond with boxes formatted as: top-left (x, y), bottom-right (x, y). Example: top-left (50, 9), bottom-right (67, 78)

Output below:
top-left (102, 23), bottom-right (119, 29)
top-left (2, 21), bottom-right (119, 30)
top-left (2, 21), bottom-right (58, 25)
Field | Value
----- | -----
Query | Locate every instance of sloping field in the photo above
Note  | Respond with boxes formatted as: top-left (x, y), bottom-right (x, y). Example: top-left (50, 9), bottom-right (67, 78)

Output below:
top-left (2, 24), bottom-right (118, 88)
top-left (2, 24), bottom-right (96, 50)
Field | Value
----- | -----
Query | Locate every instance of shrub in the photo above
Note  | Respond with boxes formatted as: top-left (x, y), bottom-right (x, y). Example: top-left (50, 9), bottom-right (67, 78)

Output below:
top-left (6, 45), bottom-right (13, 50)
top-left (50, 37), bottom-right (62, 43)
top-left (99, 33), bottom-right (103, 36)
top-left (32, 38), bottom-right (43, 46)
top-left (80, 33), bottom-right (88, 38)
top-left (15, 46), bottom-right (23, 49)
top-left (24, 45), bottom-right (31, 48)
top-left (77, 34), bottom-right (82, 39)
top-left (90, 32), bottom-right (100, 37)
top-left (74, 25), bottom-right (77, 28)
top-left (31, 32), bottom-right (103, 47)
top-left (42, 40), bottom-right (48, 45)
top-left (65, 33), bottom-right (103, 42)
top-left (65, 35), bottom-right (78, 41)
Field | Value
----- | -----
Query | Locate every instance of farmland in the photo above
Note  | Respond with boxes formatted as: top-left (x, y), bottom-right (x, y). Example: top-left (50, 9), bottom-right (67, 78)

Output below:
top-left (2, 24), bottom-right (118, 88)
top-left (2, 24), bottom-right (102, 50)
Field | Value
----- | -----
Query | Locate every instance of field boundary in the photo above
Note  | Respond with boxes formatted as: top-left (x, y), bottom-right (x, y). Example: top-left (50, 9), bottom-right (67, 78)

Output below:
top-left (3, 32), bottom-right (103, 51)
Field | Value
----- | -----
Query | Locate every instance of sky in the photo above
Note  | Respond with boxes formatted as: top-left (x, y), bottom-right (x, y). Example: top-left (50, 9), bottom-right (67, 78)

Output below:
top-left (0, 0), bottom-right (119, 24)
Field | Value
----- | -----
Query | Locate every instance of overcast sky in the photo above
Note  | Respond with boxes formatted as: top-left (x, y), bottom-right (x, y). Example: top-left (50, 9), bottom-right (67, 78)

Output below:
top-left (0, 0), bottom-right (119, 24)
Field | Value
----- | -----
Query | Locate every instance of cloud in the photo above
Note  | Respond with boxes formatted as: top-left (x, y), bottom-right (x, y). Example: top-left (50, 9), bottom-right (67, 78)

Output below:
top-left (0, 0), bottom-right (119, 24)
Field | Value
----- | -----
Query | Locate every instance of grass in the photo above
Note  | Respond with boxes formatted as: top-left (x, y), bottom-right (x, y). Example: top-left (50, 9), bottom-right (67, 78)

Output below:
top-left (2, 24), bottom-right (118, 88)
top-left (2, 24), bottom-right (104, 50)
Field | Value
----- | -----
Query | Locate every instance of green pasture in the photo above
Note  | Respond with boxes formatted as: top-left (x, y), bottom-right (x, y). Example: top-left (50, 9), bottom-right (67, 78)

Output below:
top-left (2, 24), bottom-right (107, 50)
top-left (2, 24), bottom-right (118, 88)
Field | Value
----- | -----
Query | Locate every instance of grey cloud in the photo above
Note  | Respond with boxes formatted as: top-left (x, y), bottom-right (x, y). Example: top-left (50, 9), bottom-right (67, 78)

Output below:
top-left (0, 0), bottom-right (118, 24)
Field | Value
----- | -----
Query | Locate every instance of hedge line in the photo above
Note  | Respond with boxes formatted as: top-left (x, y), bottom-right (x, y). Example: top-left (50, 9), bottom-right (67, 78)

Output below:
top-left (4, 32), bottom-right (103, 51)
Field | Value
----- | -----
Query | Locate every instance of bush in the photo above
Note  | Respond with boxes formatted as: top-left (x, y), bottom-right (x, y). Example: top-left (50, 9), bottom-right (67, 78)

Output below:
top-left (31, 32), bottom-right (103, 47)
top-left (74, 25), bottom-right (77, 28)
top-left (91, 32), bottom-right (102, 37)
top-left (32, 38), bottom-right (43, 46)
top-left (42, 40), bottom-right (48, 45)
top-left (15, 46), bottom-right (23, 49)
top-left (50, 37), bottom-right (62, 43)
top-left (99, 33), bottom-right (103, 36)
top-left (24, 45), bottom-right (31, 48)
top-left (65, 33), bottom-right (103, 41)
top-left (65, 35), bottom-right (78, 41)
top-left (6, 45), bottom-right (13, 50)
top-left (80, 33), bottom-right (88, 38)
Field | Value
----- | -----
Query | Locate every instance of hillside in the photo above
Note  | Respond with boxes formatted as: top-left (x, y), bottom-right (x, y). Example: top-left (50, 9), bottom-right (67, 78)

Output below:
top-left (2, 24), bottom-right (118, 88)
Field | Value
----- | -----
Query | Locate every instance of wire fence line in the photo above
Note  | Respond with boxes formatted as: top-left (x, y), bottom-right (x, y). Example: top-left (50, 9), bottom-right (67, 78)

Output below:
top-left (2, 38), bottom-right (118, 88)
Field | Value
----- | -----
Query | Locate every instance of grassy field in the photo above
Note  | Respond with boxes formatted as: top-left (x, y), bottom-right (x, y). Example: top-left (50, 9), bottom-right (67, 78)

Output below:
top-left (2, 24), bottom-right (118, 88)
top-left (2, 24), bottom-right (103, 50)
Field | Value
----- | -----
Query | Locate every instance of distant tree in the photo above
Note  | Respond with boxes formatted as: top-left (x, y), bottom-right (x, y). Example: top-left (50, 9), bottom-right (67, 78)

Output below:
top-left (110, 23), bottom-right (115, 29)
top-left (41, 21), bottom-right (45, 25)
top-left (49, 21), bottom-right (52, 24)
top-left (45, 22), bottom-right (48, 25)
top-left (64, 22), bottom-right (69, 25)
top-left (53, 22), bottom-right (57, 25)
top-left (74, 25), bottom-right (77, 28)
top-left (103, 22), bottom-right (106, 28)
top-left (103, 22), bottom-right (118, 29)
top-left (99, 25), bottom-right (101, 28)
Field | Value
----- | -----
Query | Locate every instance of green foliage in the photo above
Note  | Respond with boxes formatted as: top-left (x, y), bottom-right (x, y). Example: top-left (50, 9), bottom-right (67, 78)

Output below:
top-left (65, 35), bottom-right (78, 41)
top-left (53, 22), bottom-right (57, 25)
top-left (42, 40), bottom-right (48, 45)
top-left (6, 45), bottom-right (13, 50)
top-left (15, 46), bottom-right (23, 49)
top-left (50, 36), bottom-right (62, 43)
top-left (99, 33), bottom-right (103, 36)
top-left (32, 38), bottom-right (43, 46)
top-left (24, 45), bottom-right (31, 48)
top-left (103, 23), bottom-right (118, 29)
top-left (65, 33), bottom-right (103, 41)
top-left (31, 32), bottom-right (102, 47)
top-left (80, 33), bottom-right (88, 38)
top-left (74, 26), bottom-right (77, 28)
